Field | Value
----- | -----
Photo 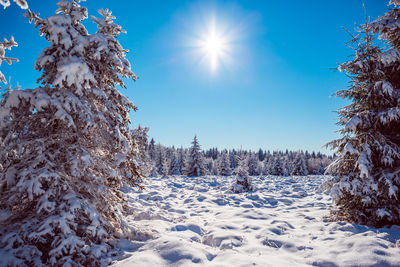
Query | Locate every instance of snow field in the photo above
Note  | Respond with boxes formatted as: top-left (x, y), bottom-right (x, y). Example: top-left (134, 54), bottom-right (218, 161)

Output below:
top-left (115, 175), bottom-right (400, 267)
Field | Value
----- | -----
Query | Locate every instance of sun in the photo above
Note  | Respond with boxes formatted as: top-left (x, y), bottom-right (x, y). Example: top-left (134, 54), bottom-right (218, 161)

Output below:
top-left (204, 35), bottom-right (224, 56)
top-left (201, 34), bottom-right (225, 71)
top-left (197, 23), bottom-right (229, 72)
top-left (185, 14), bottom-right (237, 74)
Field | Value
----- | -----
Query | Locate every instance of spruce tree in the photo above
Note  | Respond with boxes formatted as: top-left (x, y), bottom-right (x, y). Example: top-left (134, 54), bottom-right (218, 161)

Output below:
top-left (257, 148), bottom-right (265, 161)
top-left (282, 155), bottom-right (291, 176)
top-left (232, 156), bottom-right (253, 193)
top-left (219, 150), bottom-right (231, 176)
top-left (0, 1), bottom-right (144, 265)
top-left (270, 156), bottom-right (284, 176)
top-left (262, 157), bottom-right (271, 175)
top-left (372, 0), bottom-right (400, 48)
top-left (248, 154), bottom-right (260, 176)
top-left (155, 145), bottom-right (169, 177)
top-left (132, 125), bottom-right (151, 177)
top-left (185, 135), bottom-right (206, 177)
top-left (229, 150), bottom-right (238, 170)
top-left (147, 138), bottom-right (156, 161)
top-left (204, 158), bottom-right (213, 175)
top-left (169, 152), bottom-right (182, 175)
top-left (327, 5), bottom-right (400, 226)
top-left (177, 147), bottom-right (186, 172)
top-left (291, 154), bottom-right (308, 176)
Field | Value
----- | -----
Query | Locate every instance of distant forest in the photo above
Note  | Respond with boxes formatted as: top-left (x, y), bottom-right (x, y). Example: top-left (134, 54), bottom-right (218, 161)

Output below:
top-left (143, 136), bottom-right (334, 177)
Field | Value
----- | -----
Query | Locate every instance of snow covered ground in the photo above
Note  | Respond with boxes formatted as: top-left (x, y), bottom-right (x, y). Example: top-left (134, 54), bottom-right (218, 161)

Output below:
top-left (114, 175), bottom-right (400, 267)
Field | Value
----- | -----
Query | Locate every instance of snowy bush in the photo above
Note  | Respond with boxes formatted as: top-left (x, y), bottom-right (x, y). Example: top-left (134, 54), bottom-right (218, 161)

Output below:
top-left (0, 1), bottom-right (145, 265)
top-left (327, 1), bottom-right (400, 227)
top-left (232, 157), bottom-right (253, 193)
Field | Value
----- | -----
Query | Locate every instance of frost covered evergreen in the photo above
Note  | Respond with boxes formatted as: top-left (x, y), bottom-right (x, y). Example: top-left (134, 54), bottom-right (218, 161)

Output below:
top-left (177, 147), bottom-right (186, 172)
top-left (270, 156), bottom-right (284, 176)
top-left (206, 158), bottom-right (219, 175)
top-left (155, 145), bottom-right (169, 177)
top-left (147, 138), bottom-right (156, 161)
top-left (247, 154), bottom-right (260, 176)
top-left (132, 125), bottom-right (152, 177)
top-left (169, 152), bottom-right (182, 175)
top-left (185, 135), bottom-right (206, 177)
top-left (372, 0), bottom-right (400, 48)
top-left (218, 150), bottom-right (231, 176)
top-left (291, 154), bottom-right (308, 176)
top-left (327, 3), bottom-right (400, 227)
top-left (261, 157), bottom-right (271, 175)
top-left (0, 1), bottom-right (145, 265)
top-left (232, 157), bottom-right (253, 193)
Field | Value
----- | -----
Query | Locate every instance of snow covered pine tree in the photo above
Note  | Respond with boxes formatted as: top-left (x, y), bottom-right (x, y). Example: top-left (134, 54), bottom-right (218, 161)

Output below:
top-left (232, 156), bottom-right (253, 193)
top-left (291, 154), bottom-right (308, 176)
top-left (0, 1), bottom-right (145, 265)
top-left (185, 135), bottom-right (206, 177)
top-left (155, 145), bottom-right (169, 177)
top-left (132, 125), bottom-right (152, 177)
top-left (169, 152), bottom-right (182, 175)
top-left (327, 2), bottom-right (400, 227)
top-left (218, 150), bottom-right (231, 176)
top-left (247, 154), bottom-right (260, 176)
top-left (270, 156), bottom-right (284, 176)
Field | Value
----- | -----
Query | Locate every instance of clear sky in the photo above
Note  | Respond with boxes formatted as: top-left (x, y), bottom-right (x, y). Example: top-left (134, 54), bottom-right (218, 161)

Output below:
top-left (0, 0), bottom-right (388, 153)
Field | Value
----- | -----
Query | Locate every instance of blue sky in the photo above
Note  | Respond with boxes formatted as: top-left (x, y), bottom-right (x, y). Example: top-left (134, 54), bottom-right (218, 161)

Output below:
top-left (0, 0), bottom-right (388, 153)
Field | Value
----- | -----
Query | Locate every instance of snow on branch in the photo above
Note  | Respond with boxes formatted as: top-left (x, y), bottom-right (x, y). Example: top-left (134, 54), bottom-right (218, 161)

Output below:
top-left (0, 0), bottom-right (28, 9)
top-left (0, 37), bottom-right (18, 84)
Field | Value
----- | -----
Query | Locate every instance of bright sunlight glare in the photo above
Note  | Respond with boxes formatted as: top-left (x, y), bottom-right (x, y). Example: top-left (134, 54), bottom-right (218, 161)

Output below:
top-left (204, 35), bottom-right (223, 55)
top-left (184, 10), bottom-right (244, 75)
top-left (203, 33), bottom-right (224, 71)
top-left (197, 21), bottom-right (230, 73)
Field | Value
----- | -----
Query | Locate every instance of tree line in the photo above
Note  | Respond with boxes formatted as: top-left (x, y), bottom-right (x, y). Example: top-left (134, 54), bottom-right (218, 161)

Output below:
top-left (142, 135), bottom-right (333, 177)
